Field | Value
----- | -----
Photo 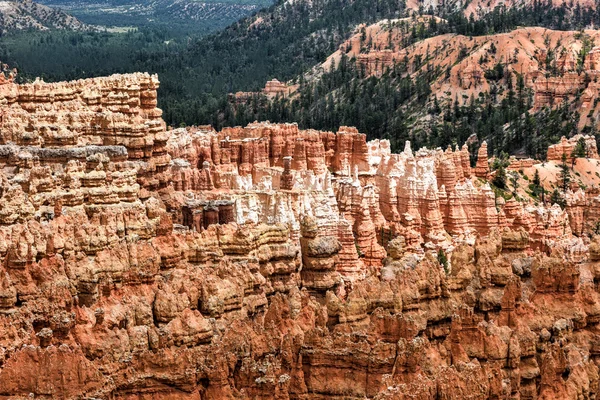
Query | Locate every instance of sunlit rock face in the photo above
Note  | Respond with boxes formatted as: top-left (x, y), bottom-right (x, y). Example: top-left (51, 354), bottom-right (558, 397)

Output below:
top-left (1, 73), bottom-right (600, 399)
top-left (165, 121), bottom-right (584, 254)
top-left (0, 72), bottom-right (170, 190)
top-left (546, 135), bottom-right (600, 162)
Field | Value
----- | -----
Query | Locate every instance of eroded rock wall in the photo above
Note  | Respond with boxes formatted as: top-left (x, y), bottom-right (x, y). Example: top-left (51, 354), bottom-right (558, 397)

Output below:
top-left (0, 74), bottom-right (600, 399)
top-left (0, 73), bottom-right (170, 190)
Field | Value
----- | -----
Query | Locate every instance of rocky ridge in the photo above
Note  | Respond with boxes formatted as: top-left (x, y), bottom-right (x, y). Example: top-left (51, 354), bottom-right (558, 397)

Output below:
top-left (296, 22), bottom-right (600, 132)
top-left (1, 73), bottom-right (600, 398)
top-left (0, 0), bottom-right (90, 33)
top-left (37, 0), bottom-right (271, 27)
top-left (404, 0), bottom-right (597, 18)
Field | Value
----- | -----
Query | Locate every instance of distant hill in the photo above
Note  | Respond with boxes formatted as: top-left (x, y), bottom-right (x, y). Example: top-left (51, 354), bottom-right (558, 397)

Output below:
top-left (35, 0), bottom-right (274, 33)
top-left (404, 0), bottom-right (597, 18)
top-left (0, 0), bottom-right (90, 34)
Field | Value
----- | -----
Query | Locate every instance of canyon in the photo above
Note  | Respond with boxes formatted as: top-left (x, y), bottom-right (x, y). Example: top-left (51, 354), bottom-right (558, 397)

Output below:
top-left (1, 72), bottom-right (600, 399)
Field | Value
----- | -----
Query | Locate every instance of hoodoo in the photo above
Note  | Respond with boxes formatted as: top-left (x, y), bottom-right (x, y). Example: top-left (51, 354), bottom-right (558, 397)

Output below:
top-left (1, 73), bottom-right (600, 398)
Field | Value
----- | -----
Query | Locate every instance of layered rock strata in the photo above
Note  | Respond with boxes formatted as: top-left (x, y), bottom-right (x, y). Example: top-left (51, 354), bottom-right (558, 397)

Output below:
top-left (546, 134), bottom-right (600, 162)
top-left (315, 24), bottom-right (600, 131)
top-left (1, 74), bottom-right (600, 399)
top-left (0, 72), bottom-right (170, 190)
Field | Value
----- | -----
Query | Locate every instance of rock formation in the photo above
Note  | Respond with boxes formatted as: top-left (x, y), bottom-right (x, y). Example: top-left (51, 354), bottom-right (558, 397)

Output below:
top-left (231, 79), bottom-right (299, 104)
top-left (474, 141), bottom-right (490, 178)
top-left (0, 72), bottom-right (170, 190)
top-left (546, 135), bottom-right (600, 161)
top-left (1, 73), bottom-right (600, 399)
top-left (314, 23), bottom-right (600, 132)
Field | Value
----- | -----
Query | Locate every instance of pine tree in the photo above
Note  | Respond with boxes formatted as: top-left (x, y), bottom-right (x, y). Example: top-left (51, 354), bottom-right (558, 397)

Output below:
top-left (571, 137), bottom-right (587, 158)
top-left (437, 249), bottom-right (449, 274)
top-left (533, 169), bottom-right (541, 187)
top-left (493, 166), bottom-right (508, 189)
top-left (530, 169), bottom-right (543, 198)
top-left (559, 152), bottom-right (571, 193)
top-left (550, 188), bottom-right (566, 209)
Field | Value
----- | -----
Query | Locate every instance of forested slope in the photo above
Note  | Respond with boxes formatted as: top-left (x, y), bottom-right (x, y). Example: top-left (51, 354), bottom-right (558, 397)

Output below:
top-left (3, 0), bottom-right (600, 158)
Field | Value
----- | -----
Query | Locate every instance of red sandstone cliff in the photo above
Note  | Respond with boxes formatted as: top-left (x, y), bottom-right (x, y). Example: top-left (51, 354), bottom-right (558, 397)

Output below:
top-left (1, 74), bottom-right (600, 399)
top-left (317, 23), bottom-right (600, 132)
